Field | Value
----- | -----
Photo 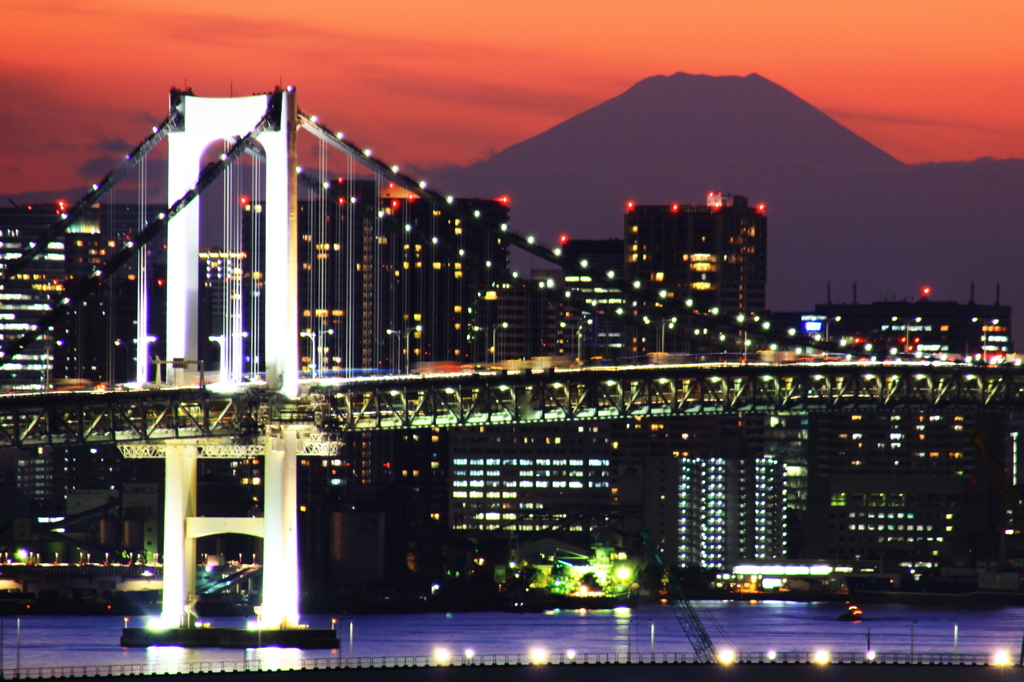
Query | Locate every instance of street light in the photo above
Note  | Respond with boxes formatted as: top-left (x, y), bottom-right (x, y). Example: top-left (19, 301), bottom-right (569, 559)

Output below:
top-left (319, 329), bottom-right (335, 377)
top-left (657, 317), bottom-right (677, 353)
top-left (577, 316), bottom-right (594, 362)
top-left (300, 331), bottom-right (317, 378)
top-left (387, 326), bottom-right (422, 374)
top-left (491, 322), bottom-right (508, 364)
top-left (824, 316), bottom-right (842, 344)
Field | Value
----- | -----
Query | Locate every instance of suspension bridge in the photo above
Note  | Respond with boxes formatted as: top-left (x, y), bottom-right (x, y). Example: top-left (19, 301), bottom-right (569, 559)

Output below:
top-left (2, 86), bottom-right (1022, 642)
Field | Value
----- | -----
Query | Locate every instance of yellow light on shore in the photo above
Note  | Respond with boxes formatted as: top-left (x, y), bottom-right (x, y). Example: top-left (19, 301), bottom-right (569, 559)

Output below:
top-left (992, 650), bottom-right (1011, 666)
top-left (433, 648), bottom-right (450, 664)
top-left (814, 649), bottom-right (830, 665)
top-left (566, 649), bottom-right (576, 661)
top-left (766, 650), bottom-right (776, 661)
top-left (865, 650), bottom-right (876, 662)
top-left (718, 649), bottom-right (736, 665)
top-left (530, 647), bottom-right (548, 664)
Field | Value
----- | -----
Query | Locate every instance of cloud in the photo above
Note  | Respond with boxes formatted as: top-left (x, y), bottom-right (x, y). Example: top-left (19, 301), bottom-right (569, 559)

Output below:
top-left (825, 109), bottom-right (1017, 138)
top-left (356, 67), bottom-right (597, 118)
top-left (96, 138), bottom-right (131, 153)
top-left (78, 155), bottom-right (119, 179)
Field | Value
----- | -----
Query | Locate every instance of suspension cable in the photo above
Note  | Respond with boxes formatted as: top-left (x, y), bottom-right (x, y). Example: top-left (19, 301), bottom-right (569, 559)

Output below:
top-left (0, 97), bottom-right (280, 369)
top-left (0, 106), bottom-right (184, 287)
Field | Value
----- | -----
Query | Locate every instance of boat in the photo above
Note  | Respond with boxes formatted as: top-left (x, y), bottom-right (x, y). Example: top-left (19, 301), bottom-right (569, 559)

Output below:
top-left (838, 603), bottom-right (864, 621)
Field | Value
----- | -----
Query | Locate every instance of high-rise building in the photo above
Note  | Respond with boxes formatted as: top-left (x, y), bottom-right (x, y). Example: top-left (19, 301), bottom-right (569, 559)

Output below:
top-left (0, 203), bottom-right (68, 387)
top-left (60, 202), bottom-right (167, 386)
top-left (607, 416), bottom-right (783, 569)
top-left (802, 411), bottom-right (1009, 568)
top-left (561, 239), bottom-right (627, 361)
top-left (449, 424), bottom-right (612, 531)
top-left (238, 186), bottom-right (510, 377)
top-left (624, 193), bottom-right (767, 355)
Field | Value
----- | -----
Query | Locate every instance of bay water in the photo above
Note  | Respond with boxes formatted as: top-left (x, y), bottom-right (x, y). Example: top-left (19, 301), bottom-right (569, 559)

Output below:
top-left (2, 601), bottom-right (1023, 670)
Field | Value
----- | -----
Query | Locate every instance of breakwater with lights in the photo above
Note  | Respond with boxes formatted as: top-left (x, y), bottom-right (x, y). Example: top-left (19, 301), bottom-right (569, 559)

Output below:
top-left (5, 654), bottom-right (1024, 682)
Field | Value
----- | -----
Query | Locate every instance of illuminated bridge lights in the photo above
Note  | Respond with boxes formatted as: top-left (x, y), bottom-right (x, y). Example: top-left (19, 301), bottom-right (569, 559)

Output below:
top-left (310, 362), bottom-right (1024, 432)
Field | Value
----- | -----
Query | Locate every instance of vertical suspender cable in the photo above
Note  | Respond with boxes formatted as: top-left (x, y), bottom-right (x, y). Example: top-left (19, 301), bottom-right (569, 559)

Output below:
top-left (345, 154), bottom-right (356, 375)
top-left (133, 156), bottom-right (149, 385)
top-left (249, 150), bottom-right (263, 381)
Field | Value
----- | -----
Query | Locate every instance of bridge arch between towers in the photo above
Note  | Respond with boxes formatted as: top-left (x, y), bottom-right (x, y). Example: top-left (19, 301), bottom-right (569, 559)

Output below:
top-left (165, 90), bottom-right (299, 396)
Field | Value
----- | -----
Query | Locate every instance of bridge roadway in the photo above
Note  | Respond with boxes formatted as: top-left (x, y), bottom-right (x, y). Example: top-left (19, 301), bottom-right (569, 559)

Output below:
top-left (3, 361), bottom-right (1024, 446)
top-left (0, 386), bottom-right (266, 448)
top-left (314, 360), bottom-right (1024, 431)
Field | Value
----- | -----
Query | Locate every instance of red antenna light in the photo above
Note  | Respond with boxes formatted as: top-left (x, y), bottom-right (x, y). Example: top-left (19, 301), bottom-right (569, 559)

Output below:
top-left (338, 197), bottom-right (346, 205)
top-left (922, 286), bottom-right (931, 297)
top-left (757, 203), bottom-right (766, 212)
top-left (391, 200), bottom-right (400, 209)
top-left (497, 195), bottom-right (510, 205)
top-left (626, 201), bottom-right (635, 210)
top-left (240, 196), bottom-right (249, 205)
top-left (670, 204), bottom-right (679, 213)
top-left (559, 234), bottom-right (569, 244)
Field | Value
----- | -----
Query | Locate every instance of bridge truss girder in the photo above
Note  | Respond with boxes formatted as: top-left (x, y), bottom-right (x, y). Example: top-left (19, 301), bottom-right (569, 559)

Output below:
top-left (316, 363), bottom-right (1024, 431)
top-left (0, 389), bottom-right (264, 448)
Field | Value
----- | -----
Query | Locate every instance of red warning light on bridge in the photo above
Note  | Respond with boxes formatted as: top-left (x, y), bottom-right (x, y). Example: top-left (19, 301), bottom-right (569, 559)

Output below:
top-left (240, 196), bottom-right (249, 206)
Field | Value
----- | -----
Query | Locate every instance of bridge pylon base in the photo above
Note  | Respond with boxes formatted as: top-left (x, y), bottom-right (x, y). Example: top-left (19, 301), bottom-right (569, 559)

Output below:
top-left (120, 625), bottom-right (339, 649)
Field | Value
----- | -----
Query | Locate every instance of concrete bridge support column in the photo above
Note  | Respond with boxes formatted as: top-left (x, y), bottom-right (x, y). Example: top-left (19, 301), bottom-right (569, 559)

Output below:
top-left (261, 429), bottom-right (299, 628)
top-left (160, 443), bottom-right (198, 627)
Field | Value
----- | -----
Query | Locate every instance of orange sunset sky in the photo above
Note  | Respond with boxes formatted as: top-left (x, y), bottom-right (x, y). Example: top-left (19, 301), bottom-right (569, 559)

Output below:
top-left (2, 0), bottom-right (1022, 196)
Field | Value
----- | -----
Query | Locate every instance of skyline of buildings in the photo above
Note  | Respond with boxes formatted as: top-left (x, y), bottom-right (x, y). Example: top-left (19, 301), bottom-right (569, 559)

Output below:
top-left (0, 181), bottom-right (1022, 606)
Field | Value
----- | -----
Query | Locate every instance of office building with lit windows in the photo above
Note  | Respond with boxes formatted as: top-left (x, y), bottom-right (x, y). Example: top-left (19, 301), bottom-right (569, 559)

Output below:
top-left (609, 416), bottom-right (783, 570)
top-left (802, 411), bottom-right (1010, 567)
top-left (561, 239), bottom-right (627, 361)
top-left (808, 297), bottom-right (1012, 359)
top-left (0, 204), bottom-right (68, 387)
top-left (448, 425), bottom-right (612, 531)
top-left (623, 193), bottom-right (766, 355)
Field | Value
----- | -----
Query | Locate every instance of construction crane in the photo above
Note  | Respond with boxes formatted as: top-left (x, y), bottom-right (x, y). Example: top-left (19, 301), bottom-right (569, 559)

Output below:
top-left (638, 530), bottom-right (717, 663)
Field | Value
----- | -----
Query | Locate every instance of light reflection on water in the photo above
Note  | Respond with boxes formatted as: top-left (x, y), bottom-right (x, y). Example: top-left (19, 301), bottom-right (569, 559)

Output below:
top-left (2, 601), bottom-right (1023, 669)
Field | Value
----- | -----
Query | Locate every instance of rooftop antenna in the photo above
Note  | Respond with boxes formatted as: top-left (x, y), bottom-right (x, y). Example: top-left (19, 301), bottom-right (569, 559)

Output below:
top-left (852, 282), bottom-right (858, 305)
top-left (996, 282), bottom-right (1001, 305)
top-left (970, 281), bottom-right (976, 304)
top-left (827, 280), bottom-right (832, 304)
